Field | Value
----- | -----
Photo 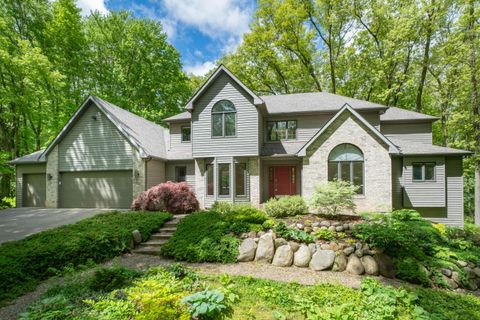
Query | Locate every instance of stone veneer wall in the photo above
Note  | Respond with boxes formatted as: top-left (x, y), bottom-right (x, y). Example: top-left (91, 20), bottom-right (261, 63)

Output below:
top-left (302, 113), bottom-right (392, 212)
top-left (249, 157), bottom-right (261, 207)
top-left (46, 145), bottom-right (59, 208)
top-left (132, 149), bottom-right (146, 199)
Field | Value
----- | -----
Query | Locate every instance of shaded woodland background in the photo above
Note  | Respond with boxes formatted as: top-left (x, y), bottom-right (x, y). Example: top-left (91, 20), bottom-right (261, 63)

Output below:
top-left (0, 0), bottom-right (478, 218)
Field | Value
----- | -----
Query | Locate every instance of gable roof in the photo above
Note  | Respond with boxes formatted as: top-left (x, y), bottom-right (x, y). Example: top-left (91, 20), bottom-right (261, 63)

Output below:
top-left (389, 138), bottom-right (471, 155)
top-left (380, 107), bottom-right (438, 122)
top-left (297, 104), bottom-right (400, 156)
top-left (9, 150), bottom-right (46, 164)
top-left (43, 96), bottom-right (168, 160)
top-left (185, 65), bottom-right (264, 110)
top-left (164, 111), bottom-right (191, 123)
top-left (260, 92), bottom-right (388, 114)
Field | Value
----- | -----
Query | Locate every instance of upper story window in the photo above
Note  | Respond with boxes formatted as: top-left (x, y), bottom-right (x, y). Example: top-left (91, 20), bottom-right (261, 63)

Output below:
top-left (328, 143), bottom-right (364, 194)
top-left (181, 126), bottom-right (191, 142)
top-left (412, 162), bottom-right (435, 181)
top-left (267, 120), bottom-right (297, 141)
top-left (212, 100), bottom-right (236, 137)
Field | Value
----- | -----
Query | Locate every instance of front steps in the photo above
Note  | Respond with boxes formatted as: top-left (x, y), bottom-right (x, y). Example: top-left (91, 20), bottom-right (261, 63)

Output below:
top-left (132, 214), bottom-right (187, 255)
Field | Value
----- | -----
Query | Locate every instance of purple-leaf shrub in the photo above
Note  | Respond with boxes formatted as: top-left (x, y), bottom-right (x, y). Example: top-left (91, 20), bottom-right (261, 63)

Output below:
top-left (131, 181), bottom-right (199, 214)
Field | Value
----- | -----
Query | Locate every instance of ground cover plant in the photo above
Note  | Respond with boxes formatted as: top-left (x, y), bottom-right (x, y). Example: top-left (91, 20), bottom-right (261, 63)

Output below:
top-left (131, 181), bottom-right (199, 214)
top-left (19, 264), bottom-right (480, 320)
top-left (161, 211), bottom-right (240, 263)
top-left (0, 211), bottom-right (171, 305)
top-left (352, 209), bottom-right (480, 288)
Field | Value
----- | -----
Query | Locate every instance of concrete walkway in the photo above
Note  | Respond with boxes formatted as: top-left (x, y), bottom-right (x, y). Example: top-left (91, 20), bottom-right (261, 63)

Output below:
top-left (0, 208), bottom-right (114, 244)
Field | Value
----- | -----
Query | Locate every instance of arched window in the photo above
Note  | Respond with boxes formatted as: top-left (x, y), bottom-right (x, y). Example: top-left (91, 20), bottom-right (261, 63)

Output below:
top-left (328, 144), bottom-right (364, 194)
top-left (212, 100), bottom-right (236, 137)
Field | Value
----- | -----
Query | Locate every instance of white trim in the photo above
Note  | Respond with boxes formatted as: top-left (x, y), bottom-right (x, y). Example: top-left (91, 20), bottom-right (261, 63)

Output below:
top-left (297, 103), bottom-right (400, 156)
top-left (185, 65), bottom-right (264, 110)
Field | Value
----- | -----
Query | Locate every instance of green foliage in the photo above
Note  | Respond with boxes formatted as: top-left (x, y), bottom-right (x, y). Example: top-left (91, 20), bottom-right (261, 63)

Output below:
top-left (309, 180), bottom-right (358, 214)
top-left (161, 212), bottom-right (240, 263)
top-left (212, 201), bottom-right (268, 224)
top-left (315, 228), bottom-right (336, 241)
top-left (0, 196), bottom-right (15, 209)
top-left (273, 222), bottom-right (314, 243)
top-left (182, 289), bottom-right (233, 320)
top-left (262, 219), bottom-right (276, 230)
top-left (0, 211), bottom-right (171, 304)
top-left (87, 265), bottom-right (140, 292)
top-left (263, 195), bottom-right (307, 218)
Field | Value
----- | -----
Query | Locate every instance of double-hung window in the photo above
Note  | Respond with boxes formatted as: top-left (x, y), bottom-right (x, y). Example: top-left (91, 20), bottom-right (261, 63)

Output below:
top-left (181, 126), bottom-right (191, 142)
top-left (267, 120), bottom-right (297, 141)
top-left (412, 163), bottom-right (435, 181)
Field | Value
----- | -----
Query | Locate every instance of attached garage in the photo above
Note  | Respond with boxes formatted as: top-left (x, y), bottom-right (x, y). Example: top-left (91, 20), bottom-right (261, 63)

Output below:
top-left (59, 171), bottom-right (132, 208)
top-left (23, 173), bottom-right (46, 207)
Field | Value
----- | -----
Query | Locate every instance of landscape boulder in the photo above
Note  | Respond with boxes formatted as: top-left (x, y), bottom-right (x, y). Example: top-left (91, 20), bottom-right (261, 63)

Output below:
top-left (275, 238), bottom-right (288, 249)
top-left (332, 253), bottom-right (348, 272)
top-left (309, 250), bottom-right (336, 271)
top-left (294, 244), bottom-right (312, 267)
top-left (361, 256), bottom-right (379, 275)
top-left (237, 238), bottom-right (258, 262)
top-left (255, 233), bottom-right (275, 263)
top-left (346, 255), bottom-right (365, 275)
top-left (374, 253), bottom-right (395, 278)
top-left (289, 241), bottom-right (300, 252)
top-left (132, 230), bottom-right (142, 244)
top-left (272, 245), bottom-right (294, 267)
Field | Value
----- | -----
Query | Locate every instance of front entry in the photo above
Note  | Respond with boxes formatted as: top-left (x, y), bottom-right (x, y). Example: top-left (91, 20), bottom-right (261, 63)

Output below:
top-left (269, 166), bottom-right (297, 198)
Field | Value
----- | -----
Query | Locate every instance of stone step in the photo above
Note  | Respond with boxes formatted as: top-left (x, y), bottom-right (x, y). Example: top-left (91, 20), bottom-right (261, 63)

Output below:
top-left (142, 239), bottom-right (168, 246)
top-left (161, 227), bottom-right (177, 232)
top-left (150, 233), bottom-right (173, 240)
top-left (164, 222), bottom-right (180, 227)
top-left (132, 246), bottom-right (162, 255)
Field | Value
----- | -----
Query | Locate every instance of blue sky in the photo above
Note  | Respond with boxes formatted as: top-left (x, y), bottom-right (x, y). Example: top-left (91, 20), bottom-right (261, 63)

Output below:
top-left (75, 0), bottom-right (257, 76)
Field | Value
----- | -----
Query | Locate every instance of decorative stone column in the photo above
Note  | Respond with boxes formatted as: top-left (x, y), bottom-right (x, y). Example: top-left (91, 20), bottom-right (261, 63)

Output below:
top-left (195, 158), bottom-right (205, 208)
top-left (249, 157), bottom-right (261, 207)
top-left (45, 146), bottom-right (59, 208)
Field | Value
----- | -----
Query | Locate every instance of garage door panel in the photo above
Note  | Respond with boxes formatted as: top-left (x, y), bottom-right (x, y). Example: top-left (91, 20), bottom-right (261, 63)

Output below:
top-left (23, 174), bottom-right (46, 207)
top-left (60, 171), bottom-right (132, 208)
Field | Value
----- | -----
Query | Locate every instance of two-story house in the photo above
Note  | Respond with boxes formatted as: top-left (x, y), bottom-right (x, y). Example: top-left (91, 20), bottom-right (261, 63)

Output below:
top-left (11, 65), bottom-right (470, 227)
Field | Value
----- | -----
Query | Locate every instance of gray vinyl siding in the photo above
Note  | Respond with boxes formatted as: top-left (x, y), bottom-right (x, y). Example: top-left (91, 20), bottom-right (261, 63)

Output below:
top-left (403, 156), bottom-right (445, 207)
top-left (146, 159), bottom-right (165, 189)
top-left (381, 122), bottom-right (432, 144)
top-left (168, 122), bottom-right (192, 158)
top-left (426, 157), bottom-right (464, 227)
top-left (192, 73), bottom-right (259, 157)
top-left (15, 163), bottom-right (47, 207)
top-left (58, 104), bottom-right (133, 171)
top-left (165, 161), bottom-right (196, 189)
top-left (391, 157), bottom-right (402, 209)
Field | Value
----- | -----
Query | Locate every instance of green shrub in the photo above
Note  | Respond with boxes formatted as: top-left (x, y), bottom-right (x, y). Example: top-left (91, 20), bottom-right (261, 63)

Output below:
top-left (262, 219), bottom-right (275, 230)
top-left (212, 202), bottom-right (267, 224)
top-left (0, 211), bottom-right (171, 304)
top-left (273, 222), bottom-right (314, 243)
top-left (263, 195), bottom-right (307, 218)
top-left (87, 265), bottom-right (140, 292)
top-left (309, 180), bottom-right (358, 214)
top-left (0, 196), bottom-right (15, 209)
top-left (315, 228), bottom-right (335, 241)
top-left (161, 212), bottom-right (240, 263)
top-left (182, 289), bottom-right (233, 320)
top-left (229, 221), bottom-right (251, 235)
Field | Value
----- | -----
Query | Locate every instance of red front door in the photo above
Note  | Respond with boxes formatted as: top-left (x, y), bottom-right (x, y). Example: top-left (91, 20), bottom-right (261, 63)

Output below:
top-left (269, 166), bottom-right (297, 198)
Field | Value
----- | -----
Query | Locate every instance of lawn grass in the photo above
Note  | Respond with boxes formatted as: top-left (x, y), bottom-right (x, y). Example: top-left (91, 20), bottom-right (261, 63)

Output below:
top-left (0, 211), bottom-right (171, 305)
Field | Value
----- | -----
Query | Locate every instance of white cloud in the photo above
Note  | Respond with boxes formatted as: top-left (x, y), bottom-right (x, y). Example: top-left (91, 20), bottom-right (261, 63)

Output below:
top-left (184, 61), bottom-right (216, 76)
top-left (162, 0), bottom-right (253, 39)
top-left (75, 0), bottom-right (108, 16)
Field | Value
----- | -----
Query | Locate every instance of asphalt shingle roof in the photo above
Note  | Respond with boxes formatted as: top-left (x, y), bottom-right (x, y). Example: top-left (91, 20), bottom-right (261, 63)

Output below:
top-left (163, 111), bottom-right (191, 122)
top-left (389, 138), bottom-right (471, 155)
top-left (380, 107), bottom-right (438, 122)
top-left (9, 150), bottom-right (46, 164)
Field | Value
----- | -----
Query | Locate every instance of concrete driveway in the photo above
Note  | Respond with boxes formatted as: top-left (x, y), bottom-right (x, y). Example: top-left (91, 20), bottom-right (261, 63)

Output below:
top-left (0, 208), bottom-right (116, 244)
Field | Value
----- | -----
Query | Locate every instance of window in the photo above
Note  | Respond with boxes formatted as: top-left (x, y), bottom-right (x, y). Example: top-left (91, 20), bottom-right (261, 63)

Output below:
top-left (328, 144), bottom-right (364, 194)
top-left (175, 166), bottom-right (187, 182)
top-left (218, 164), bottom-right (230, 196)
top-left (267, 120), bottom-right (297, 141)
top-left (181, 126), bottom-right (191, 142)
top-left (235, 163), bottom-right (247, 197)
top-left (212, 100), bottom-right (236, 137)
top-left (206, 164), bottom-right (214, 195)
top-left (412, 163), bottom-right (436, 181)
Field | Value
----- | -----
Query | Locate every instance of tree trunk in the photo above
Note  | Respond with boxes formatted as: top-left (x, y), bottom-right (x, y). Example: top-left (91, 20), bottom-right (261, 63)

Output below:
top-left (415, 27), bottom-right (432, 112)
